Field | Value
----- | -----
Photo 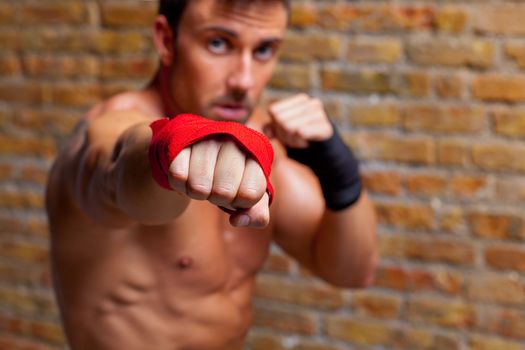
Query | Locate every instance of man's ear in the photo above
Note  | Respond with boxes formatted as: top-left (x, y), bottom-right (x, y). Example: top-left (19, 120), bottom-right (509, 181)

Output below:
top-left (153, 15), bottom-right (175, 66)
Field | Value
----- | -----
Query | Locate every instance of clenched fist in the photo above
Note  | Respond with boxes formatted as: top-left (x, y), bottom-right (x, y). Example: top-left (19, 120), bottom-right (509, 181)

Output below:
top-left (267, 93), bottom-right (333, 148)
top-left (167, 138), bottom-right (270, 228)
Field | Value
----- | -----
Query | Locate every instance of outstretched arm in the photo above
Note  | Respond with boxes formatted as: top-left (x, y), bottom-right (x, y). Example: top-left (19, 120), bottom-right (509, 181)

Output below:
top-left (268, 94), bottom-right (378, 288)
top-left (52, 110), bottom-right (190, 227)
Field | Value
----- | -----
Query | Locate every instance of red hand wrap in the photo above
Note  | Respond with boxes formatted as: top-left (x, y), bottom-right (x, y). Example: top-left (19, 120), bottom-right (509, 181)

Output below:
top-left (149, 113), bottom-right (275, 205)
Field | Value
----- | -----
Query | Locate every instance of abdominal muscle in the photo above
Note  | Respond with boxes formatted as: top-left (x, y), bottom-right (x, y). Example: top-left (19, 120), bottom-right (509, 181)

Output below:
top-left (49, 198), bottom-right (273, 350)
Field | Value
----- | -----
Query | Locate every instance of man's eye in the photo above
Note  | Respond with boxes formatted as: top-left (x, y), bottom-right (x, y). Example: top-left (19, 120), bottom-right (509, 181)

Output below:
top-left (254, 46), bottom-right (274, 61)
top-left (207, 37), bottom-right (229, 54)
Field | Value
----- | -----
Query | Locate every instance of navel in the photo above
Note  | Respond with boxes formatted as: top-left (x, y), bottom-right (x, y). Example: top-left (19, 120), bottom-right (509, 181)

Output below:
top-left (176, 256), bottom-right (193, 269)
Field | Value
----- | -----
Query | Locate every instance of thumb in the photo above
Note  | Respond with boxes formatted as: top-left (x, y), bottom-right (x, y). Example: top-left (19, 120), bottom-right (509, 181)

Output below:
top-left (229, 193), bottom-right (270, 229)
top-left (262, 123), bottom-right (275, 139)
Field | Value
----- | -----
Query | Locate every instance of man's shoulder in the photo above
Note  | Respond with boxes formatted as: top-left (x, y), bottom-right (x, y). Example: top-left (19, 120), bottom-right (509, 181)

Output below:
top-left (86, 90), bottom-right (162, 121)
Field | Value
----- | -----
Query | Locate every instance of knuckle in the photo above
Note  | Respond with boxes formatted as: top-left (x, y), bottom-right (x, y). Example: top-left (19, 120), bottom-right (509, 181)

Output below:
top-left (168, 165), bottom-right (187, 182)
top-left (211, 182), bottom-right (237, 201)
top-left (187, 180), bottom-right (212, 198)
top-left (237, 185), bottom-right (265, 203)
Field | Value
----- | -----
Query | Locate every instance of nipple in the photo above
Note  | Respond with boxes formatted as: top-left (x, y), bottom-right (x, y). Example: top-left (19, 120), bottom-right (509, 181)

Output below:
top-left (177, 256), bottom-right (193, 269)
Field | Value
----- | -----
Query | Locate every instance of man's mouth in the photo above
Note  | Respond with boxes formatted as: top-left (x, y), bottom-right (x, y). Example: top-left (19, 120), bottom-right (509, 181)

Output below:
top-left (212, 104), bottom-right (249, 121)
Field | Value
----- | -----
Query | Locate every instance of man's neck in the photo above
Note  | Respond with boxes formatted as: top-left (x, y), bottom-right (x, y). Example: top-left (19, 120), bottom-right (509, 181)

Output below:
top-left (149, 68), bottom-right (181, 118)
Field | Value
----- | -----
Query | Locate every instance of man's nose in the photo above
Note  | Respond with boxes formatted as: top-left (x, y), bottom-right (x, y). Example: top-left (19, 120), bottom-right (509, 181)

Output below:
top-left (227, 52), bottom-right (255, 92)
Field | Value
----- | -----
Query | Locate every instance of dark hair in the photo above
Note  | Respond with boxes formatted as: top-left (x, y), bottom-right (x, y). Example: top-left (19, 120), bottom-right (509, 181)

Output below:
top-left (158, 0), bottom-right (290, 34)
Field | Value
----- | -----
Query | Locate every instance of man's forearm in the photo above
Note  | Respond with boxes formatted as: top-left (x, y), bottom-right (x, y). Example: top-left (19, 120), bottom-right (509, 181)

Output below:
top-left (311, 191), bottom-right (378, 288)
top-left (112, 122), bottom-right (190, 225)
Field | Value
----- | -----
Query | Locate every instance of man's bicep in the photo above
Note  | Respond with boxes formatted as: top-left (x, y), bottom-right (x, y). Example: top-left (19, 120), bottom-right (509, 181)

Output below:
top-left (270, 158), bottom-right (325, 270)
top-left (61, 112), bottom-right (152, 225)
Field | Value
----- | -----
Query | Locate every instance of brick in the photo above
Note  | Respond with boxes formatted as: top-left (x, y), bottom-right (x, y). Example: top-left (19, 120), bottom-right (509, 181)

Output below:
top-left (375, 202), bottom-right (434, 230)
top-left (375, 265), bottom-right (434, 292)
top-left (100, 82), bottom-right (142, 99)
top-left (505, 42), bottom-right (525, 69)
top-left (434, 270), bottom-right (463, 295)
top-left (12, 109), bottom-right (79, 138)
top-left (346, 38), bottom-right (402, 64)
top-left (349, 103), bottom-right (401, 127)
top-left (0, 239), bottom-right (48, 264)
top-left (407, 39), bottom-right (494, 69)
top-left (0, 190), bottom-right (44, 210)
top-left (322, 69), bottom-right (391, 94)
top-left (472, 143), bottom-right (525, 173)
top-left (0, 135), bottom-right (56, 159)
top-left (406, 297), bottom-right (476, 329)
top-left (25, 29), bottom-right (151, 54)
top-left (361, 170), bottom-right (402, 196)
top-left (269, 63), bottom-right (311, 90)
top-left (434, 74), bottom-right (464, 99)
top-left (323, 100), bottom-right (343, 122)
top-left (18, 2), bottom-right (86, 25)
top-left (406, 174), bottom-right (446, 196)
top-left (449, 175), bottom-right (488, 198)
top-left (280, 33), bottom-right (341, 62)
top-left (378, 234), bottom-right (407, 259)
top-left (492, 108), bottom-right (525, 138)
top-left (438, 139), bottom-right (469, 166)
top-left (290, 3), bottom-right (317, 28)
top-left (93, 31), bottom-right (152, 54)
top-left (49, 83), bottom-right (102, 108)
top-left (403, 104), bottom-right (485, 134)
top-left (101, 56), bottom-right (157, 80)
top-left (0, 3), bottom-right (13, 24)
top-left (350, 291), bottom-right (402, 319)
top-left (30, 321), bottom-right (65, 345)
top-left (484, 308), bottom-right (525, 340)
top-left (101, 2), bottom-right (157, 28)
top-left (350, 132), bottom-right (436, 165)
top-left (470, 335), bottom-right (524, 350)
top-left (19, 165), bottom-right (49, 186)
top-left (22, 54), bottom-right (99, 79)
top-left (467, 212), bottom-right (523, 240)
top-left (473, 75), bottom-right (525, 102)
top-left (0, 163), bottom-right (13, 181)
top-left (0, 82), bottom-right (43, 105)
top-left (261, 253), bottom-right (294, 274)
top-left (495, 177), bottom-right (525, 202)
top-left (254, 275), bottom-right (344, 309)
top-left (324, 316), bottom-right (400, 346)
top-left (0, 335), bottom-right (59, 350)
top-left (466, 273), bottom-right (525, 306)
top-left (249, 333), bottom-right (285, 350)
top-left (485, 245), bottom-right (525, 272)
top-left (253, 305), bottom-right (317, 335)
top-left (0, 54), bottom-right (21, 77)
top-left (401, 328), bottom-right (461, 350)
top-left (322, 69), bottom-right (430, 97)
top-left (0, 216), bottom-right (49, 238)
top-left (434, 6), bottom-right (467, 33)
top-left (394, 71), bottom-right (431, 97)
top-left (290, 342), bottom-right (341, 350)
top-left (440, 207), bottom-right (467, 234)
top-left (0, 30), bottom-right (24, 51)
top-left (405, 237), bottom-right (475, 266)
top-left (472, 5), bottom-right (525, 35)
top-left (318, 4), bottom-right (434, 32)
top-left (0, 287), bottom-right (56, 316)
top-left (0, 263), bottom-right (48, 287)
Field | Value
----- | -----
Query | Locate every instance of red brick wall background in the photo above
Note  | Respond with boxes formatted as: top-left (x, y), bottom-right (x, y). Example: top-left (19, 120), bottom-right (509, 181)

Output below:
top-left (1, 1), bottom-right (524, 349)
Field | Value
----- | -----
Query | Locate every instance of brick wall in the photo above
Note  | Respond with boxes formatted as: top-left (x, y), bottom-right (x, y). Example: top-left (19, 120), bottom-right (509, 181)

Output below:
top-left (0, 1), bottom-right (524, 349)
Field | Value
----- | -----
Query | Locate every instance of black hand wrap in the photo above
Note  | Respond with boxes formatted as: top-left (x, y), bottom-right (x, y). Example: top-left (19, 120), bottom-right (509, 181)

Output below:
top-left (286, 126), bottom-right (362, 211)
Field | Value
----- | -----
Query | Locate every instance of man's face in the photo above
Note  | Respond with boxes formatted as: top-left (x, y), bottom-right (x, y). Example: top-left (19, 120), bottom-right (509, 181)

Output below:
top-left (167, 0), bottom-right (287, 123)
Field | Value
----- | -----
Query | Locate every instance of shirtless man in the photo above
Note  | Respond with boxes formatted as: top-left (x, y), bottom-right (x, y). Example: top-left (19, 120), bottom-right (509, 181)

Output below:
top-left (45, 0), bottom-right (378, 349)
